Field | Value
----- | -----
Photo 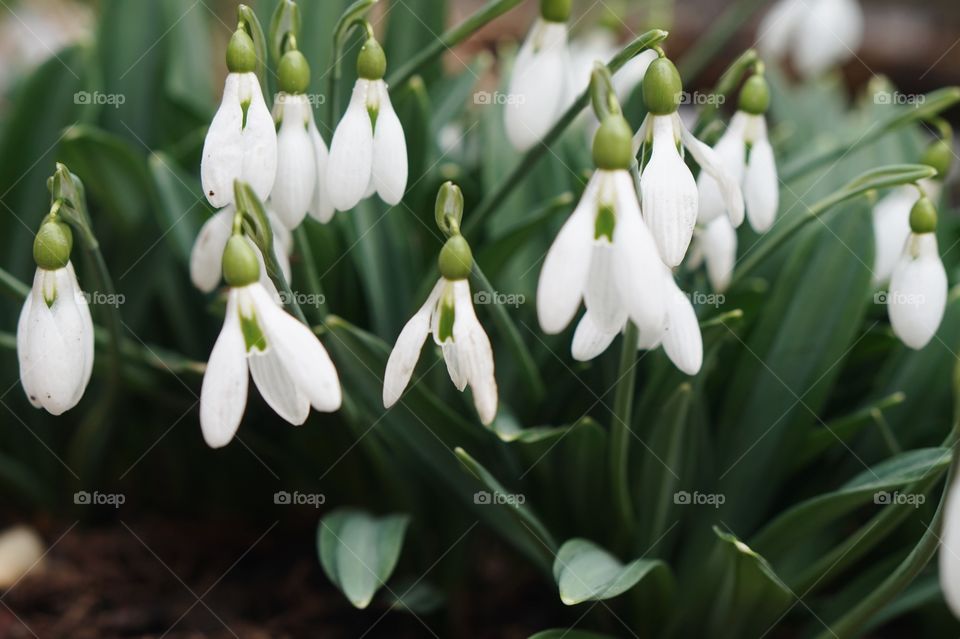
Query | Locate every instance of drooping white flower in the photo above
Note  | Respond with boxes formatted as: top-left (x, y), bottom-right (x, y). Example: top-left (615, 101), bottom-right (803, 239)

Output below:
top-left (383, 278), bottom-right (497, 425)
top-left (871, 181), bottom-right (941, 285)
top-left (201, 71), bottom-right (277, 209)
top-left (271, 93), bottom-right (333, 227)
top-left (689, 216), bottom-right (738, 293)
top-left (200, 280), bottom-right (341, 448)
top-left (18, 262), bottom-right (94, 415)
top-left (757, 0), bottom-right (864, 78)
top-left (538, 169), bottom-right (666, 349)
top-left (940, 474), bottom-right (960, 618)
top-left (189, 205), bottom-right (292, 300)
top-left (505, 17), bottom-right (571, 152)
top-left (888, 232), bottom-right (947, 350)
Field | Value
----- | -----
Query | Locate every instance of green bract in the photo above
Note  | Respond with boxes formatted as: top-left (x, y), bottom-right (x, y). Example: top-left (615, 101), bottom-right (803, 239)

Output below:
top-left (909, 196), bottom-right (938, 234)
top-left (357, 37), bottom-right (386, 81)
top-left (33, 219), bottom-right (73, 271)
top-left (226, 29), bottom-right (258, 74)
top-left (438, 235), bottom-right (473, 281)
top-left (222, 235), bottom-right (260, 287)
top-left (278, 49), bottom-right (310, 94)
top-left (643, 57), bottom-right (682, 115)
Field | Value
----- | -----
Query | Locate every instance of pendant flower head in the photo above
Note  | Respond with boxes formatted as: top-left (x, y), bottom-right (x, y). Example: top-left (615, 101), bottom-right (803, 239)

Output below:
top-left (758, 0), bottom-right (864, 78)
top-left (271, 47), bottom-right (333, 228)
top-left (201, 232), bottom-right (341, 448)
top-left (698, 72), bottom-right (779, 233)
top-left (538, 113), bottom-right (666, 351)
top-left (887, 196), bottom-right (947, 351)
top-left (638, 56), bottom-right (744, 267)
top-left (384, 184), bottom-right (497, 425)
top-left (689, 215), bottom-right (737, 293)
top-left (327, 35), bottom-right (407, 212)
top-left (201, 29), bottom-right (278, 208)
top-left (504, 0), bottom-right (572, 152)
top-left (18, 216), bottom-right (94, 415)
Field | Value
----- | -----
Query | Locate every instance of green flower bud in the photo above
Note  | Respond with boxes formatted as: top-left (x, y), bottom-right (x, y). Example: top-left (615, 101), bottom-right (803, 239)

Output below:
top-left (33, 219), bottom-right (73, 271)
top-left (592, 114), bottom-right (634, 170)
top-left (643, 57), bottom-right (683, 115)
top-left (438, 235), bottom-right (473, 281)
top-left (909, 196), bottom-right (937, 234)
top-left (222, 235), bottom-right (261, 287)
top-left (226, 29), bottom-right (258, 74)
top-left (278, 49), bottom-right (310, 94)
top-left (357, 38), bottom-right (386, 81)
top-left (738, 74), bottom-right (770, 115)
top-left (540, 0), bottom-right (571, 22)
top-left (920, 139), bottom-right (952, 179)
top-left (435, 181), bottom-right (464, 236)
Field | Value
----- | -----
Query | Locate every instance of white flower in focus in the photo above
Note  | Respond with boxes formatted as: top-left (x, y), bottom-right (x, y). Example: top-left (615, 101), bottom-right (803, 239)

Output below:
top-left (18, 218), bottom-right (94, 415)
top-left (201, 237), bottom-right (341, 448)
top-left (887, 197), bottom-right (947, 350)
top-left (758, 0), bottom-right (864, 78)
top-left (201, 31), bottom-right (277, 208)
top-left (505, 17), bottom-right (571, 152)
top-left (384, 271), bottom-right (497, 426)
top-left (872, 180), bottom-right (941, 285)
top-left (327, 38), bottom-right (407, 212)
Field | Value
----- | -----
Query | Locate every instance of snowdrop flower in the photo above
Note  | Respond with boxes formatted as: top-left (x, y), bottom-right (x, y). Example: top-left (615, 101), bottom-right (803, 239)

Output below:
top-left (941, 474), bottom-right (960, 617)
top-left (201, 234), bottom-right (341, 448)
top-left (18, 217), bottom-right (93, 415)
top-left (538, 114), bottom-right (666, 353)
top-left (887, 197), bottom-right (947, 350)
top-left (271, 48), bottom-right (333, 227)
top-left (189, 204), bottom-right (292, 300)
top-left (201, 29), bottom-right (278, 208)
top-left (504, 0), bottom-right (572, 152)
top-left (637, 56), bottom-right (744, 267)
top-left (757, 0), bottom-right (864, 78)
top-left (689, 216), bottom-right (737, 293)
top-left (384, 200), bottom-right (497, 425)
top-left (698, 73), bottom-right (779, 232)
top-left (327, 36), bottom-right (407, 212)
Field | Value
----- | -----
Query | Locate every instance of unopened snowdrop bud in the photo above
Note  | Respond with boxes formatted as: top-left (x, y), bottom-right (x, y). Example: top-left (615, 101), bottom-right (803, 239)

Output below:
top-left (201, 28), bottom-right (277, 208)
top-left (18, 213), bottom-right (94, 415)
top-left (503, 2), bottom-right (571, 151)
top-left (327, 34), bottom-right (407, 211)
top-left (639, 55), bottom-right (744, 266)
top-left (887, 196), bottom-right (947, 350)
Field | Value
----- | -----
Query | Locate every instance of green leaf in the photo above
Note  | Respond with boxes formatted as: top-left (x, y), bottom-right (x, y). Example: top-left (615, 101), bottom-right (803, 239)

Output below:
top-left (383, 578), bottom-right (445, 615)
top-left (317, 508), bottom-right (410, 609)
top-left (552, 538), bottom-right (668, 605)
top-left (147, 151), bottom-right (205, 265)
top-left (528, 631), bottom-right (617, 639)
top-left (161, 0), bottom-right (213, 119)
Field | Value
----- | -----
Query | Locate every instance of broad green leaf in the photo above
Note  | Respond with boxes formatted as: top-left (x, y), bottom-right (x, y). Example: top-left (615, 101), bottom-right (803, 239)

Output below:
top-left (552, 538), bottom-right (668, 605)
top-left (317, 508), bottom-right (410, 609)
top-left (385, 0), bottom-right (446, 85)
top-left (147, 151), bottom-right (206, 265)
top-left (161, 0), bottom-right (213, 119)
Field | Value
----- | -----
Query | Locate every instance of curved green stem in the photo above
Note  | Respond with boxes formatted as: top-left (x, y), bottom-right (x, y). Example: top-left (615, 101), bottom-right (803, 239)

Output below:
top-left (611, 321), bottom-right (640, 533)
top-left (386, 0), bottom-right (524, 90)
top-left (326, 0), bottom-right (378, 130)
top-left (0, 266), bottom-right (29, 300)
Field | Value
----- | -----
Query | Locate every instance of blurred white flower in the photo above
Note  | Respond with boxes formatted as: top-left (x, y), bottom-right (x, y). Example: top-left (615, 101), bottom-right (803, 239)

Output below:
top-left (18, 263), bottom-right (94, 415)
top-left (758, 0), bottom-right (864, 78)
top-left (271, 93), bottom-right (333, 227)
top-left (0, 525), bottom-right (45, 588)
top-left (888, 232), bottom-right (947, 350)
top-left (941, 475), bottom-right (960, 618)
top-left (689, 216), bottom-right (738, 293)
top-left (871, 181), bottom-right (940, 285)
top-left (384, 279), bottom-right (497, 425)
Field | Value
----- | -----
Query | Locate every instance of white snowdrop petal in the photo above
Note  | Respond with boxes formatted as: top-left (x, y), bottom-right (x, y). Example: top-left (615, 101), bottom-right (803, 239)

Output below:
top-left (641, 115), bottom-right (699, 266)
top-left (661, 278), bottom-right (703, 375)
top-left (756, 0), bottom-right (805, 61)
top-left (239, 74), bottom-right (279, 202)
top-left (201, 74), bottom-right (244, 208)
top-left (190, 207), bottom-right (233, 293)
top-left (697, 114), bottom-right (746, 225)
top-left (537, 176), bottom-right (598, 334)
top-left (327, 80), bottom-right (375, 211)
top-left (940, 474), bottom-right (960, 618)
top-left (67, 264), bottom-right (94, 403)
top-left (372, 83), bottom-right (408, 206)
top-left (583, 241), bottom-right (627, 333)
top-left (793, 0), bottom-right (864, 78)
top-left (442, 342), bottom-right (467, 392)
top-left (888, 234), bottom-right (947, 350)
top-left (307, 118), bottom-right (335, 223)
top-left (384, 281), bottom-right (443, 407)
top-left (505, 19), bottom-right (569, 152)
top-left (871, 187), bottom-right (914, 285)
top-left (250, 284), bottom-right (342, 412)
top-left (200, 290), bottom-right (249, 448)
top-left (17, 284), bottom-right (40, 409)
top-left (249, 347), bottom-right (311, 425)
top-left (611, 171), bottom-right (666, 336)
top-left (700, 216), bottom-right (738, 293)
top-left (743, 121), bottom-right (779, 232)
top-left (271, 96), bottom-right (316, 229)
top-left (451, 281), bottom-right (497, 425)
top-left (571, 311), bottom-right (620, 362)
top-left (678, 114), bottom-right (745, 229)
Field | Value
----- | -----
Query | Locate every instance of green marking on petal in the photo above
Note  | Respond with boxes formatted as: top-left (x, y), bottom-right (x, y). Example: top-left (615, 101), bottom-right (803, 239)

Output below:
top-left (367, 105), bottom-right (379, 132)
top-left (241, 99), bottom-right (251, 130)
top-left (595, 203), bottom-right (616, 241)
top-left (240, 312), bottom-right (267, 352)
top-left (437, 290), bottom-right (456, 343)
